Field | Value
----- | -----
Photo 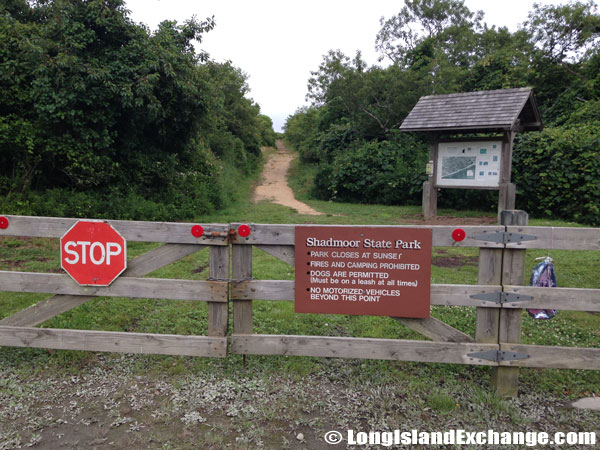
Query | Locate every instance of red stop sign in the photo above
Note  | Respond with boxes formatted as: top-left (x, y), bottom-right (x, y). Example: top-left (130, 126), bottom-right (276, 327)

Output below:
top-left (61, 220), bottom-right (127, 286)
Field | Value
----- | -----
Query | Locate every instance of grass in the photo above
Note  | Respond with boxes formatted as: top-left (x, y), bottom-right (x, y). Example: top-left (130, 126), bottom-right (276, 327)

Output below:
top-left (0, 147), bottom-right (599, 448)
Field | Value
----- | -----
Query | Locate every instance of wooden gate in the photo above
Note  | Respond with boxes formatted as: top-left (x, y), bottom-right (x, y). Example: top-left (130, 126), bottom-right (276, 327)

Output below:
top-left (1, 212), bottom-right (599, 396)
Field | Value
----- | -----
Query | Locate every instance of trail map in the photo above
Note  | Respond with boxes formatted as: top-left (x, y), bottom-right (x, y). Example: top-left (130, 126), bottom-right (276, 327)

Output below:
top-left (441, 156), bottom-right (476, 180)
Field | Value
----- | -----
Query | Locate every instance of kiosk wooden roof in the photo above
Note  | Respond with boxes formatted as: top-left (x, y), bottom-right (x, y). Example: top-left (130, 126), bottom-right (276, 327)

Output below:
top-left (399, 87), bottom-right (543, 133)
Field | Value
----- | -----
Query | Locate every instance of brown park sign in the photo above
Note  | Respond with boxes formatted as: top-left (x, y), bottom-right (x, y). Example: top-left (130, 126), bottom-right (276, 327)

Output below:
top-left (295, 226), bottom-right (432, 318)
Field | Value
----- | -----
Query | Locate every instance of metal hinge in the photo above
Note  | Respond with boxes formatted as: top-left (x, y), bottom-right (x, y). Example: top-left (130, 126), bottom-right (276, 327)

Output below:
top-left (472, 231), bottom-right (537, 245)
top-left (470, 291), bottom-right (533, 304)
top-left (467, 350), bottom-right (529, 362)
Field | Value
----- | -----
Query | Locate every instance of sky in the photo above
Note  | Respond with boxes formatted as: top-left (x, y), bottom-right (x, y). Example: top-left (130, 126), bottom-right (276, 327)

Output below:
top-left (125, 0), bottom-right (571, 132)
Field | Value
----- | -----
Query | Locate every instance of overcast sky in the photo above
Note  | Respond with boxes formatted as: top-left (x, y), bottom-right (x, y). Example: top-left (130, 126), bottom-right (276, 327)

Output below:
top-left (125, 0), bottom-right (571, 132)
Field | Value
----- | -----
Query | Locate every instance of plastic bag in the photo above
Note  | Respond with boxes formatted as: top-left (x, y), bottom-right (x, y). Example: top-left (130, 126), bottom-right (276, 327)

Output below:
top-left (526, 257), bottom-right (557, 319)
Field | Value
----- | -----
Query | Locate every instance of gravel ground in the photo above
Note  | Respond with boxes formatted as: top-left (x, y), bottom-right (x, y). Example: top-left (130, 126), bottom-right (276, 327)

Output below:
top-left (1, 354), bottom-right (598, 449)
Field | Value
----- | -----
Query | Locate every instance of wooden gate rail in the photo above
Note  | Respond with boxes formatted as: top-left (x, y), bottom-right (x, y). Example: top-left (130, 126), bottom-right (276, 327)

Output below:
top-left (231, 280), bottom-right (503, 307)
top-left (499, 344), bottom-right (600, 370)
top-left (0, 215), bottom-right (229, 245)
top-left (0, 215), bottom-right (230, 357)
top-left (0, 271), bottom-right (227, 301)
top-left (505, 225), bottom-right (600, 250)
top-left (230, 335), bottom-right (499, 366)
top-left (230, 223), bottom-right (506, 248)
top-left (0, 326), bottom-right (226, 357)
top-left (503, 286), bottom-right (600, 311)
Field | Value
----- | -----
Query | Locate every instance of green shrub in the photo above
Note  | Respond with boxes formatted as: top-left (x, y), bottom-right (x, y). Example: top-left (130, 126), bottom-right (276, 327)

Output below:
top-left (312, 135), bottom-right (427, 205)
top-left (310, 164), bottom-right (336, 200)
top-left (513, 124), bottom-right (600, 225)
top-left (314, 121), bottom-right (356, 163)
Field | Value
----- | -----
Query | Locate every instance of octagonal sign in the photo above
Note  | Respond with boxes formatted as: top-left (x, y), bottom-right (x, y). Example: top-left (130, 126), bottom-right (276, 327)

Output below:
top-left (61, 220), bottom-right (127, 286)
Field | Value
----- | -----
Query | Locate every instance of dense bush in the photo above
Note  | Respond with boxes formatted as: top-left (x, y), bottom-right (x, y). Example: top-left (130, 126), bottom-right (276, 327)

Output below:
top-left (513, 123), bottom-right (600, 224)
top-left (311, 135), bottom-right (427, 204)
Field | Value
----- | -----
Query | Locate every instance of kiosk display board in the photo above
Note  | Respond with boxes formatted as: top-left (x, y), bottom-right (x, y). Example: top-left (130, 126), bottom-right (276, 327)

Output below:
top-left (436, 141), bottom-right (502, 188)
top-left (295, 226), bottom-right (432, 318)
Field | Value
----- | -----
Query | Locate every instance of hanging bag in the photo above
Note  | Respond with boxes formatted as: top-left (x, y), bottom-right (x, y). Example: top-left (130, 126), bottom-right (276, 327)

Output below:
top-left (526, 257), bottom-right (558, 319)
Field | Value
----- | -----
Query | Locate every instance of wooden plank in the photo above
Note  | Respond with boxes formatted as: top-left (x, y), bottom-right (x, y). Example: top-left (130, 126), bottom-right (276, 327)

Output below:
top-left (0, 271), bottom-right (227, 301)
top-left (393, 317), bottom-right (474, 342)
top-left (503, 286), bottom-right (600, 311)
top-left (405, 110), bottom-right (518, 119)
top-left (439, 137), bottom-right (506, 144)
top-left (232, 245), bottom-right (253, 334)
top-left (400, 125), bottom-right (511, 132)
top-left (432, 185), bottom-right (500, 191)
top-left (208, 246), bottom-right (230, 338)
top-left (232, 280), bottom-right (294, 301)
top-left (0, 326), bottom-right (227, 357)
top-left (231, 281), bottom-right (502, 307)
top-left (475, 248), bottom-right (502, 344)
top-left (0, 244), bottom-right (203, 327)
top-left (230, 223), bottom-right (505, 248)
top-left (407, 109), bottom-right (520, 117)
top-left (0, 215), bottom-right (229, 245)
top-left (124, 244), bottom-right (205, 277)
top-left (256, 245), bottom-right (295, 265)
top-left (494, 210), bottom-right (528, 397)
top-left (505, 226), bottom-right (600, 250)
top-left (431, 284), bottom-right (502, 307)
top-left (500, 344), bottom-right (600, 370)
top-left (230, 334), bottom-right (498, 366)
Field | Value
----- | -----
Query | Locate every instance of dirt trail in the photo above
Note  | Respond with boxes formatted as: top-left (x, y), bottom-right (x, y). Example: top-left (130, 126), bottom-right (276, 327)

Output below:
top-left (254, 140), bottom-right (323, 215)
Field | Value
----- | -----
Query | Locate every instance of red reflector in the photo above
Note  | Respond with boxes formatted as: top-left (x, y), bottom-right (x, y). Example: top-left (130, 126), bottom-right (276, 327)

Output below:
top-left (191, 225), bottom-right (204, 238)
top-left (238, 224), bottom-right (251, 237)
top-left (452, 228), bottom-right (466, 242)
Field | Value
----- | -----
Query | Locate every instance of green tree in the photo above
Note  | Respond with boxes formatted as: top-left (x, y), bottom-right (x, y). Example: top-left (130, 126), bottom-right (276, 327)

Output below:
top-left (0, 0), bottom-right (273, 219)
top-left (375, 0), bottom-right (483, 94)
top-left (306, 51), bottom-right (420, 141)
top-left (521, 1), bottom-right (600, 123)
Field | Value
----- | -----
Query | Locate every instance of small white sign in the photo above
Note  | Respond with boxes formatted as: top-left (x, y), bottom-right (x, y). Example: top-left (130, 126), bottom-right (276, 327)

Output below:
top-left (436, 141), bottom-right (502, 188)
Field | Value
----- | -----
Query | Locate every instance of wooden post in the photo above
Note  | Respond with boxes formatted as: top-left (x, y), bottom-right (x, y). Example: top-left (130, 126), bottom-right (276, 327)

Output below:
top-left (422, 141), bottom-right (438, 219)
top-left (422, 181), bottom-right (437, 220)
top-left (498, 131), bottom-right (517, 219)
top-left (208, 246), bottom-right (229, 337)
top-left (498, 182), bottom-right (516, 216)
top-left (493, 210), bottom-right (528, 397)
top-left (232, 245), bottom-right (253, 335)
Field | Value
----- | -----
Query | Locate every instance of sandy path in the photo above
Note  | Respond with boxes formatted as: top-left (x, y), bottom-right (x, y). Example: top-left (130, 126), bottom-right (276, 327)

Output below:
top-left (254, 140), bottom-right (323, 215)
